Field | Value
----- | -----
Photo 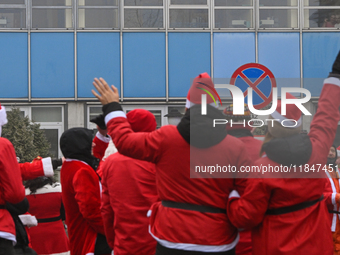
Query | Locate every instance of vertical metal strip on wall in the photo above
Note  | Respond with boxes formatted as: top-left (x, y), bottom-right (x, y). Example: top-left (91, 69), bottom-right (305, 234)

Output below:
top-left (299, 0), bottom-right (304, 89)
top-left (74, 0), bottom-right (78, 101)
top-left (120, 0), bottom-right (124, 102)
top-left (27, 0), bottom-right (31, 101)
top-left (165, 0), bottom-right (169, 102)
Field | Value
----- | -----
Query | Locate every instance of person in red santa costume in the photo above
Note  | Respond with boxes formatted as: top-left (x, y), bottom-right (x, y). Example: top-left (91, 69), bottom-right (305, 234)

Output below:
top-left (60, 127), bottom-right (111, 255)
top-left (226, 50), bottom-right (340, 255)
top-left (324, 145), bottom-right (340, 255)
top-left (92, 73), bottom-right (251, 255)
top-left (101, 109), bottom-right (159, 255)
top-left (0, 103), bottom-right (27, 255)
top-left (222, 104), bottom-right (263, 255)
top-left (25, 176), bottom-right (70, 255)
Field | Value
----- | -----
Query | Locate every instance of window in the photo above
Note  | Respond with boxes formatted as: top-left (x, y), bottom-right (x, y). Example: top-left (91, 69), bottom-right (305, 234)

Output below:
top-left (258, 0), bottom-right (298, 29)
top-left (0, 0), bottom-right (26, 29)
top-left (88, 105), bottom-right (165, 131)
top-left (304, 0), bottom-right (340, 28)
top-left (32, 106), bottom-right (64, 158)
top-left (32, 0), bottom-right (73, 29)
top-left (214, 0), bottom-right (253, 29)
top-left (124, 0), bottom-right (164, 28)
top-left (88, 106), bottom-right (102, 133)
top-left (78, 0), bottom-right (119, 29)
top-left (4, 105), bottom-right (64, 158)
top-left (169, 0), bottom-right (209, 28)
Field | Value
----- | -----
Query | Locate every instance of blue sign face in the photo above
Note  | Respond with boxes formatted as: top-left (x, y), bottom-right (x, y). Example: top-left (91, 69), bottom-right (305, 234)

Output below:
top-left (230, 63), bottom-right (276, 109)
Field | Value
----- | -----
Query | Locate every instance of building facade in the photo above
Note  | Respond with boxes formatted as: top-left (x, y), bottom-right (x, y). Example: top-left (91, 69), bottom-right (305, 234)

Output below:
top-left (1, 0), bottom-right (340, 157)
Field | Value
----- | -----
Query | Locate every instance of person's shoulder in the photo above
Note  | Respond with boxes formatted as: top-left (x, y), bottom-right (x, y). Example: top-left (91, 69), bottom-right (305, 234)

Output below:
top-left (0, 137), bottom-right (13, 147)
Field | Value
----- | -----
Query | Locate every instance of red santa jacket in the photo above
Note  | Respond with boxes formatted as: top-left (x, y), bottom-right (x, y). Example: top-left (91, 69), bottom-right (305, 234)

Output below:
top-left (26, 183), bottom-right (69, 255)
top-left (227, 78), bottom-right (340, 255)
top-left (234, 133), bottom-right (262, 255)
top-left (19, 156), bottom-right (54, 181)
top-left (102, 104), bottom-right (250, 252)
top-left (60, 160), bottom-right (105, 255)
top-left (92, 132), bottom-right (110, 161)
top-left (0, 138), bottom-right (26, 243)
top-left (101, 153), bottom-right (159, 255)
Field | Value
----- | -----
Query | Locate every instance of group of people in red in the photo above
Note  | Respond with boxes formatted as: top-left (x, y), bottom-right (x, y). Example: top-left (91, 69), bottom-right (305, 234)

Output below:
top-left (1, 50), bottom-right (340, 255)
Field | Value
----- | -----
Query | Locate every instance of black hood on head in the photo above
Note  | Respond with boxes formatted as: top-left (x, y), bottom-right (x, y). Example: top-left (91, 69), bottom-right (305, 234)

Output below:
top-left (263, 133), bottom-right (312, 166)
top-left (60, 127), bottom-right (96, 169)
top-left (177, 104), bottom-right (227, 148)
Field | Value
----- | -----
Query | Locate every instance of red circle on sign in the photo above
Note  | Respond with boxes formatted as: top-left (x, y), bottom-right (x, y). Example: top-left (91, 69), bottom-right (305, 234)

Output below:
top-left (230, 63), bottom-right (276, 109)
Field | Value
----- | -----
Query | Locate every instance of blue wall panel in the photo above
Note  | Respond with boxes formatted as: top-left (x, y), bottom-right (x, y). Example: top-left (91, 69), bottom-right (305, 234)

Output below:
top-left (303, 32), bottom-right (340, 96)
top-left (169, 33), bottom-right (211, 97)
top-left (123, 33), bottom-right (165, 98)
top-left (0, 33), bottom-right (28, 98)
top-left (77, 33), bottom-right (120, 98)
top-left (213, 33), bottom-right (255, 78)
top-left (31, 33), bottom-right (74, 98)
top-left (258, 33), bottom-right (300, 96)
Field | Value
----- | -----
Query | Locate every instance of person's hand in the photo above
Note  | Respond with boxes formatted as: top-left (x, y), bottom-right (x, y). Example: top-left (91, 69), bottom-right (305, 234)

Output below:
top-left (92, 78), bottom-right (119, 105)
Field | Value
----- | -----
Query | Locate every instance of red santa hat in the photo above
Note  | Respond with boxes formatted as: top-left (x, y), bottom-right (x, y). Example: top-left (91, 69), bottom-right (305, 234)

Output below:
top-left (126, 109), bottom-right (157, 132)
top-left (0, 103), bottom-right (8, 136)
top-left (185, 72), bottom-right (221, 109)
top-left (268, 93), bottom-right (302, 138)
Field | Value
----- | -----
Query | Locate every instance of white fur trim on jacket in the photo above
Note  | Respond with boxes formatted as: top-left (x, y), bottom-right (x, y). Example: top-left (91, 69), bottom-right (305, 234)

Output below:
top-left (324, 77), bottom-right (340, 87)
top-left (96, 132), bottom-right (111, 143)
top-left (105, 111), bottom-right (126, 125)
top-left (229, 190), bottom-right (240, 199)
top-left (149, 226), bottom-right (239, 252)
top-left (42, 157), bottom-right (54, 177)
top-left (0, 231), bottom-right (16, 244)
top-left (270, 110), bottom-right (302, 128)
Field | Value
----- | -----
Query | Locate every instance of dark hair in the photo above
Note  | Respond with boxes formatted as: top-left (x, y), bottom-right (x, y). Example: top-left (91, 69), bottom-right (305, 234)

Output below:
top-left (24, 176), bottom-right (55, 194)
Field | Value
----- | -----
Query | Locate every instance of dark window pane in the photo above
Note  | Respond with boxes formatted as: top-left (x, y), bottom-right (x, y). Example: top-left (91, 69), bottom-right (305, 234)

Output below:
top-left (42, 129), bottom-right (59, 158)
top-left (259, 0), bottom-right (297, 6)
top-left (305, 9), bottom-right (340, 28)
top-left (305, 0), bottom-right (340, 6)
top-left (124, 0), bottom-right (163, 6)
top-left (215, 9), bottom-right (252, 28)
top-left (81, 0), bottom-right (118, 5)
top-left (32, 107), bottom-right (62, 122)
top-left (32, 0), bottom-right (71, 6)
top-left (170, 9), bottom-right (208, 28)
top-left (0, 8), bottom-right (26, 28)
top-left (149, 110), bottom-right (161, 129)
top-left (124, 9), bottom-right (163, 28)
top-left (78, 8), bottom-right (119, 28)
top-left (171, 0), bottom-right (207, 4)
top-left (215, 0), bottom-right (252, 6)
top-left (259, 9), bottom-right (298, 28)
top-left (0, 0), bottom-right (25, 4)
top-left (32, 8), bottom-right (72, 28)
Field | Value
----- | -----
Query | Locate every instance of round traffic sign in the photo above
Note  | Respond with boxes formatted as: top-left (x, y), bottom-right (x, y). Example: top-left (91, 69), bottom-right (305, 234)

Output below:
top-left (230, 63), bottom-right (276, 109)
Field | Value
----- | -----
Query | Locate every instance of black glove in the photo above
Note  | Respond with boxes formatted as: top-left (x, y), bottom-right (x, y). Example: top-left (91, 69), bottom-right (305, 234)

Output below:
top-left (331, 50), bottom-right (340, 76)
top-left (52, 158), bottom-right (63, 170)
top-left (90, 114), bottom-right (106, 130)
